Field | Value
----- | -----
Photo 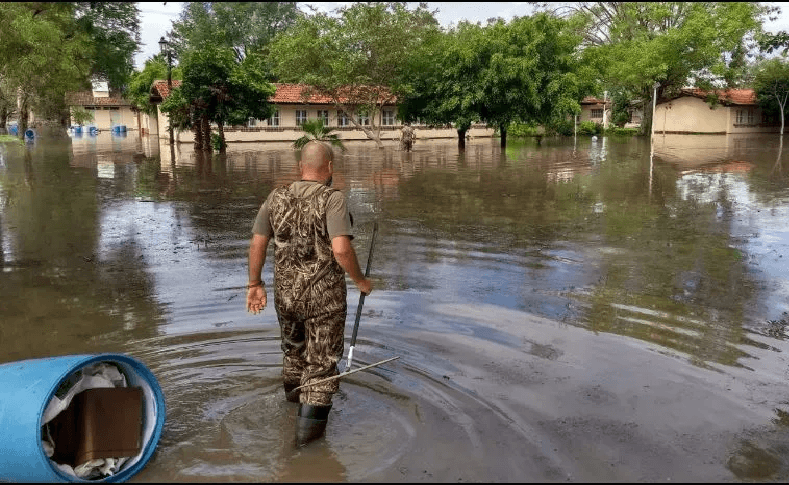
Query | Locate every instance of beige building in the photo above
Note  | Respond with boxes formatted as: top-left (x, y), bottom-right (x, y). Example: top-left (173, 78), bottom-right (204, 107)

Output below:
top-left (654, 88), bottom-right (780, 135)
top-left (148, 81), bottom-right (494, 143)
top-left (579, 96), bottom-right (611, 125)
top-left (67, 81), bottom-right (138, 131)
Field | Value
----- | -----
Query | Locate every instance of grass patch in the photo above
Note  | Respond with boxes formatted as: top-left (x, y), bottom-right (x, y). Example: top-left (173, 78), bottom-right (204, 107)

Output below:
top-left (0, 134), bottom-right (22, 145)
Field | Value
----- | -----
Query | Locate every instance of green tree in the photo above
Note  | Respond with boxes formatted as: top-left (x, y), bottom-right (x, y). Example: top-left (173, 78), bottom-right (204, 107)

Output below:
top-left (268, 2), bottom-right (441, 148)
top-left (0, 76), bottom-right (17, 130)
top-left (399, 13), bottom-right (592, 148)
top-left (73, 2), bottom-right (141, 91)
top-left (537, 2), bottom-right (774, 135)
top-left (126, 55), bottom-right (183, 115)
top-left (397, 24), bottom-right (481, 150)
top-left (0, 3), bottom-right (141, 135)
top-left (753, 58), bottom-right (789, 135)
top-left (0, 3), bottom-right (92, 137)
top-left (177, 45), bottom-right (276, 152)
top-left (170, 2), bottom-right (299, 66)
top-left (293, 119), bottom-right (346, 151)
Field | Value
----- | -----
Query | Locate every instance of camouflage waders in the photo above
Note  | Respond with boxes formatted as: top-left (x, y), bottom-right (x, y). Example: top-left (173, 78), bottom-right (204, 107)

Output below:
top-left (400, 126), bottom-right (414, 151)
top-left (269, 183), bottom-right (347, 406)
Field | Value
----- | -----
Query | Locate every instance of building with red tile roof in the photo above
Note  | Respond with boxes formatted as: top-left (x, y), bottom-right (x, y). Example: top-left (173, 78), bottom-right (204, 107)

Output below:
top-left (67, 82), bottom-right (137, 131)
top-left (141, 80), bottom-right (492, 143)
top-left (655, 87), bottom-right (779, 135)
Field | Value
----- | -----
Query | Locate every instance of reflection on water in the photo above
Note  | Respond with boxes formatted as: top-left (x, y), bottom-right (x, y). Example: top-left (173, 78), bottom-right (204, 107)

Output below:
top-left (2, 132), bottom-right (789, 481)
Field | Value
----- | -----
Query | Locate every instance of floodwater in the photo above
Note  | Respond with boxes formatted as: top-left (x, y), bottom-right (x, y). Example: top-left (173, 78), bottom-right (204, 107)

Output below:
top-left (2, 130), bottom-right (789, 481)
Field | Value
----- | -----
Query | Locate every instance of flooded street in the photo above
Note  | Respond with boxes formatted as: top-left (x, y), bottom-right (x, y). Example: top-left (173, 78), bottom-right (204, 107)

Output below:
top-left (2, 131), bottom-right (789, 481)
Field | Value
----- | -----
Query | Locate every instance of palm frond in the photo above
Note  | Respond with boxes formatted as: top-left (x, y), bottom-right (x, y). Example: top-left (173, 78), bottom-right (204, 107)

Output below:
top-left (293, 119), bottom-right (347, 152)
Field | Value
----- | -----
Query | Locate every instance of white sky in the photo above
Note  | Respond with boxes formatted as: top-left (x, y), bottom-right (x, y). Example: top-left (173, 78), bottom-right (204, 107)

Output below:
top-left (135, 2), bottom-right (789, 69)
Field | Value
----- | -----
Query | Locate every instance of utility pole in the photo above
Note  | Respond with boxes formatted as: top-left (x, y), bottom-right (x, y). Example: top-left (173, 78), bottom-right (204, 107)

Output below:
top-left (159, 36), bottom-right (174, 146)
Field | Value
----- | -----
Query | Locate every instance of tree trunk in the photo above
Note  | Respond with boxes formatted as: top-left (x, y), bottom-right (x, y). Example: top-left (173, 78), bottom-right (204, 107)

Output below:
top-left (457, 128), bottom-right (467, 151)
top-left (201, 116), bottom-right (211, 151)
top-left (499, 124), bottom-right (507, 148)
top-left (641, 85), bottom-right (654, 137)
top-left (218, 121), bottom-right (226, 153)
top-left (193, 121), bottom-right (203, 150)
top-left (337, 102), bottom-right (384, 148)
top-left (18, 95), bottom-right (29, 140)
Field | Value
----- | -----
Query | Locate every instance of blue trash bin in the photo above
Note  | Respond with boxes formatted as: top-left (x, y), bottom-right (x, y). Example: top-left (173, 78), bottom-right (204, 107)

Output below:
top-left (73, 126), bottom-right (82, 134)
top-left (24, 129), bottom-right (35, 140)
top-left (9, 125), bottom-right (18, 136)
top-left (0, 354), bottom-right (166, 482)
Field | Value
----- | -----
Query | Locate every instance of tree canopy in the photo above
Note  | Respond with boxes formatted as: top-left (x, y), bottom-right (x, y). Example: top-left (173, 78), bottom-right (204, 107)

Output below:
top-left (267, 2), bottom-right (442, 148)
top-left (398, 13), bottom-right (594, 148)
top-left (73, 2), bottom-right (141, 91)
top-left (169, 2), bottom-right (300, 65)
top-left (535, 2), bottom-right (776, 134)
top-left (0, 2), bottom-right (141, 135)
top-left (164, 45), bottom-right (276, 151)
top-left (126, 56), bottom-right (183, 115)
top-left (753, 58), bottom-right (789, 135)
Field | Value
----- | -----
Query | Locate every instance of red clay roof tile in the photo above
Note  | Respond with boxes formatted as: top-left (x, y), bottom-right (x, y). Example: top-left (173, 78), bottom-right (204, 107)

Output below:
top-left (150, 79), bottom-right (182, 99)
top-left (680, 88), bottom-right (756, 105)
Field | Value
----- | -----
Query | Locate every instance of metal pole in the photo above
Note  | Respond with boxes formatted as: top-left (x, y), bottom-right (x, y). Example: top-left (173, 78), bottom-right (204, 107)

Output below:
top-left (167, 49), bottom-right (174, 146)
top-left (294, 356), bottom-right (399, 391)
top-left (343, 221), bottom-right (379, 373)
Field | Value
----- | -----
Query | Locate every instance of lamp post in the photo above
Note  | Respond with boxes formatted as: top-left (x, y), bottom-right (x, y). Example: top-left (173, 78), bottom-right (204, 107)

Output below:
top-left (158, 36), bottom-right (174, 146)
top-left (651, 82), bottom-right (660, 138)
top-left (649, 81), bottom-right (659, 199)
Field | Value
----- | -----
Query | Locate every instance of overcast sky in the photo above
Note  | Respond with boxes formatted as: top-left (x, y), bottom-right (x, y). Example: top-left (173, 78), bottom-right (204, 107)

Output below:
top-left (135, 2), bottom-right (789, 69)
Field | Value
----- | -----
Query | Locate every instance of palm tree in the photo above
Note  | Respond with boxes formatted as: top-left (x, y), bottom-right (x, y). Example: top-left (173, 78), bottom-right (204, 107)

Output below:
top-left (293, 119), bottom-right (346, 151)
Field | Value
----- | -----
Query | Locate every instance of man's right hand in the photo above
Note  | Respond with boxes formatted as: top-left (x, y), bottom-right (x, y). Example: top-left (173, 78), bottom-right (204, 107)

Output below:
top-left (356, 277), bottom-right (373, 296)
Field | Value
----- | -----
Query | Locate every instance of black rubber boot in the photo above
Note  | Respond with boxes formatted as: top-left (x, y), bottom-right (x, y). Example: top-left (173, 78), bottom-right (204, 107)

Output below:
top-left (295, 403), bottom-right (332, 447)
top-left (283, 382), bottom-right (300, 403)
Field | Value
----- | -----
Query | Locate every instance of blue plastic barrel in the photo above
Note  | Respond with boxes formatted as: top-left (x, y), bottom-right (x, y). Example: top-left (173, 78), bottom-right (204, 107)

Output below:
top-left (73, 126), bottom-right (82, 134)
top-left (0, 354), bottom-right (166, 482)
top-left (9, 125), bottom-right (18, 136)
top-left (24, 129), bottom-right (34, 139)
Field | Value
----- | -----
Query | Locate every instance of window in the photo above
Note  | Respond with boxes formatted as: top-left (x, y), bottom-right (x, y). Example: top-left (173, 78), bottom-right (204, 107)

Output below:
top-left (248, 117), bottom-right (258, 127)
top-left (736, 109), bottom-right (745, 124)
top-left (358, 111), bottom-right (370, 126)
top-left (317, 110), bottom-right (329, 125)
top-left (382, 109), bottom-right (395, 126)
top-left (337, 110), bottom-right (349, 127)
top-left (747, 109), bottom-right (754, 125)
top-left (296, 110), bottom-right (308, 126)
top-left (591, 108), bottom-right (603, 119)
top-left (267, 110), bottom-right (280, 126)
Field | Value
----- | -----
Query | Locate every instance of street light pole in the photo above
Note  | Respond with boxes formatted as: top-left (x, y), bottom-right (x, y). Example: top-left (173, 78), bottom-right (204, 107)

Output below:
top-left (159, 36), bottom-right (174, 146)
top-left (651, 82), bottom-right (659, 138)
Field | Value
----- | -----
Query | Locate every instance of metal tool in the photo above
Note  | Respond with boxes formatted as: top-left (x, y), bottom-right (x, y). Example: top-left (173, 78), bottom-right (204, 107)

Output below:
top-left (343, 221), bottom-right (378, 373)
top-left (293, 356), bottom-right (399, 391)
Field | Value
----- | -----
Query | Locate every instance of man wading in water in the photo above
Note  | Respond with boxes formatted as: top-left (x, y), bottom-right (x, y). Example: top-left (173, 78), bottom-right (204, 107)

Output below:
top-left (246, 141), bottom-right (373, 446)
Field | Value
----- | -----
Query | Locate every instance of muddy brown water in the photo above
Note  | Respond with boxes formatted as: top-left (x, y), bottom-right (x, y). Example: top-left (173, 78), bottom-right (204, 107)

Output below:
top-left (2, 132), bottom-right (789, 481)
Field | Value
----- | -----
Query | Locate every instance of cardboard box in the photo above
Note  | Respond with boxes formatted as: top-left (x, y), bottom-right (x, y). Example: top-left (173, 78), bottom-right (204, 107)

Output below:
top-left (49, 387), bottom-right (143, 468)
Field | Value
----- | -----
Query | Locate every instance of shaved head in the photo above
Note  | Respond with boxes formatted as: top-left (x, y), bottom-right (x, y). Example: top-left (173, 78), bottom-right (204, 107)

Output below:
top-left (299, 141), bottom-right (334, 181)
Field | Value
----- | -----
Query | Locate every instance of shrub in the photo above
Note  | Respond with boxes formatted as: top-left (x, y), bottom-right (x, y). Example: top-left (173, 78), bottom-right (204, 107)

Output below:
top-left (609, 127), bottom-right (639, 136)
top-left (211, 132), bottom-right (225, 151)
top-left (547, 119), bottom-right (576, 136)
top-left (578, 120), bottom-right (601, 135)
top-left (509, 122), bottom-right (539, 137)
